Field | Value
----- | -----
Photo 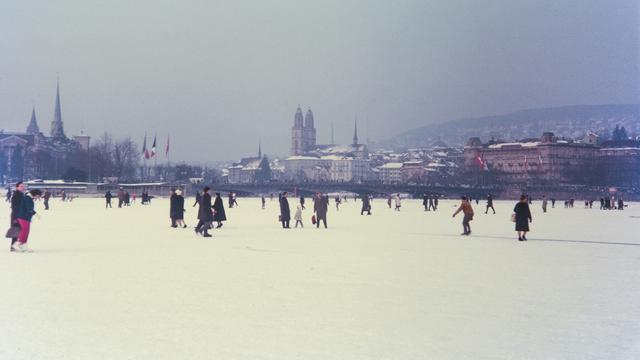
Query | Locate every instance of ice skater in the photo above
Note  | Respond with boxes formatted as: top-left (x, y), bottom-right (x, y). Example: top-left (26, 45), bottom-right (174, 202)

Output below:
top-left (485, 195), bottom-right (495, 214)
top-left (9, 182), bottom-right (26, 251)
top-left (452, 196), bottom-right (474, 236)
top-left (387, 195), bottom-right (392, 209)
top-left (514, 195), bottom-right (532, 241)
top-left (14, 189), bottom-right (42, 253)
top-left (195, 186), bottom-right (213, 237)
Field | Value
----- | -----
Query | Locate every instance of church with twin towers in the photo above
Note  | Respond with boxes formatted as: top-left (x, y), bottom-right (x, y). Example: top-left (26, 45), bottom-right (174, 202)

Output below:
top-left (290, 106), bottom-right (367, 160)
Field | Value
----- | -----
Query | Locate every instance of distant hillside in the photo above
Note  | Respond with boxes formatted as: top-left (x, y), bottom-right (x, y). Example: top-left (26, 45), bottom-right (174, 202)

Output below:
top-left (378, 104), bottom-right (640, 150)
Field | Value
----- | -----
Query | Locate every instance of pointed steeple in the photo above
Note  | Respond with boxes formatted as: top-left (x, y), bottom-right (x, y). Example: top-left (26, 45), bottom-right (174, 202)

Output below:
top-left (258, 141), bottom-right (262, 158)
top-left (353, 120), bottom-right (359, 145)
top-left (50, 76), bottom-right (66, 139)
top-left (294, 106), bottom-right (304, 128)
top-left (26, 107), bottom-right (40, 135)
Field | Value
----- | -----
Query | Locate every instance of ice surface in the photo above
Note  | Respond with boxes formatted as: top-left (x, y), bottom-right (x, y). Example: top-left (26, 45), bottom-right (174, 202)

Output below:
top-left (1, 197), bottom-right (639, 359)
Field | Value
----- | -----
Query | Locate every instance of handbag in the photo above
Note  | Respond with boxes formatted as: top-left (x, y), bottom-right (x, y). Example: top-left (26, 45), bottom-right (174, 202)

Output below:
top-left (311, 214), bottom-right (317, 225)
top-left (5, 225), bottom-right (20, 238)
top-left (510, 213), bottom-right (516, 223)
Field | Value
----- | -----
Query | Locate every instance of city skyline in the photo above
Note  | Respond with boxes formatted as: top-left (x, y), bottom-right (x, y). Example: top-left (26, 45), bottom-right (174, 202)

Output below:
top-left (1, 0), bottom-right (638, 162)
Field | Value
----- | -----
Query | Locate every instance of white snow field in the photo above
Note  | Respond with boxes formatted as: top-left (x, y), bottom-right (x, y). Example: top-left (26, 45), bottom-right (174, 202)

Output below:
top-left (1, 197), bottom-right (639, 360)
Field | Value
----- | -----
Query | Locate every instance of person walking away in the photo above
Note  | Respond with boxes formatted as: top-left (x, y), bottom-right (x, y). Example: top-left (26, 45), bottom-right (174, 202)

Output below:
top-left (618, 198), bottom-right (624, 210)
top-left (335, 196), bottom-right (341, 211)
top-left (15, 189), bottom-right (42, 252)
top-left (551, 198), bottom-right (556, 208)
top-left (261, 196), bottom-right (266, 209)
top-left (514, 195), bottom-right (532, 241)
top-left (193, 191), bottom-right (201, 207)
top-left (485, 195), bottom-right (495, 214)
top-left (422, 194), bottom-right (429, 211)
top-left (228, 193), bottom-right (234, 208)
top-left (9, 182), bottom-right (26, 251)
top-left (196, 187), bottom-right (214, 237)
top-left (169, 189), bottom-right (179, 227)
top-left (43, 189), bottom-right (51, 210)
top-left (394, 194), bottom-right (402, 211)
top-left (294, 205), bottom-right (303, 228)
top-left (314, 192), bottom-right (328, 228)
top-left (213, 192), bottom-right (227, 228)
top-left (387, 195), bottom-right (392, 209)
top-left (117, 188), bottom-right (125, 208)
top-left (279, 192), bottom-right (291, 229)
top-left (452, 196), bottom-right (474, 236)
top-left (542, 195), bottom-right (548, 213)
top-left (433, 196), bottom-right (439, 211)
top-left (174, 190), bottom-right (187, 228)
top-left (361, 194), bottom-right (372, 215)
top-left (300, 196), bottom-right (306, 210)
top-left (232, 193), bottom-right (239, 207)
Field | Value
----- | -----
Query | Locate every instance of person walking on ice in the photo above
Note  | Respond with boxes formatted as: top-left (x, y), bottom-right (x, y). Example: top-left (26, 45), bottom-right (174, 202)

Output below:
top-left (485, 194), bottom-right (495, 214)
top-left (294, 205), bottom-right (303, 228)
top-left (394, 193), bottom-right (402, 211)
top-left (514, 195), bottom-right (532, 241)
top-left (452, 196), bottom-right (474, 236)
top-left (15, 189), bottom-right (42, 253)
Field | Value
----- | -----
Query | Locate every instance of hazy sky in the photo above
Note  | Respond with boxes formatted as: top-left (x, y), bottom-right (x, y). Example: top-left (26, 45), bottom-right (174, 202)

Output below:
top-left (1, 0), bottom-right (638, 162)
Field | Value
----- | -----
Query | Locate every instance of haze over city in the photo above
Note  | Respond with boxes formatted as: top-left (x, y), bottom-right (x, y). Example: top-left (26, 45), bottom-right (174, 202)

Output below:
top-left (1, 0), bottom-right (638, 162)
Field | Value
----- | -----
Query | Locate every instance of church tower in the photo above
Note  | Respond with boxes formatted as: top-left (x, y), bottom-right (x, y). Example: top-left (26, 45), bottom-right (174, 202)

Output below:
top-left (26, 107), bottom-right (40, 135)
top-left (50, 77), bottom-right (67, 140)
top-left (291, 106), bottom-right (304, 155)
top-left (352, 120), bottom-right (359, 146)
top-left (303, 108), bottom-right (316, 152)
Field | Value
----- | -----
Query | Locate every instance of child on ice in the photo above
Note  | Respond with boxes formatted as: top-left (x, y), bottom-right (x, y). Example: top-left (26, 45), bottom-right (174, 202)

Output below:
top-left (294, 205), bottom-right (303, 228)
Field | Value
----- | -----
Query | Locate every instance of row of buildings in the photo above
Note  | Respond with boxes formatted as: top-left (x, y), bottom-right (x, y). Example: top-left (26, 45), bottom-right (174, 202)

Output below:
top-left (226, 107), bottom-right (640, 188)
top-left (0, 80), bottom-right (90, 182)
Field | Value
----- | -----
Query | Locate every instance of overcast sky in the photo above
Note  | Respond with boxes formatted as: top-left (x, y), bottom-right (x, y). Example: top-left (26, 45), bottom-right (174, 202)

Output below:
top-left (1, 0), bottom-right (638, 162)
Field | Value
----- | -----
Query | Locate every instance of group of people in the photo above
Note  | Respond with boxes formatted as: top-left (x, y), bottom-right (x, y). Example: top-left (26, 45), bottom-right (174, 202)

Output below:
top-left (7, 182), bottom-right (42, 252)
top-left (190, 187), bottom-right (227, 237)
top-left (278, 192), bottom-right (329, 229)
top-left (452, 194), bottom-right (532, 241)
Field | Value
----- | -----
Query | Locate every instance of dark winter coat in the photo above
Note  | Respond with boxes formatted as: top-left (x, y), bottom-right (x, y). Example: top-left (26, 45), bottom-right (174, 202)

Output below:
top-left (279, 197), bottom-right (291, 221)
top-left (17, 195), bottom-right (36, 222)
top-left (198, 192), bottom-right (214, 221)
top-left (314, 196), bottom-right (328, 219)
top-left (513, 201), bottom-right (532, 231)
top-left (213, 195), bottom-right (227, 222)
top-left (362, 196), bottom-right (371, 211)
top-left (174, 195), bottom-right (185, 220)
top-left (10, 190), bottom-right (24, 223)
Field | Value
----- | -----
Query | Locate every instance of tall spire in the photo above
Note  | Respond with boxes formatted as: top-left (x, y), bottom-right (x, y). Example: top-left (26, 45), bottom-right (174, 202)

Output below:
top-left (50, 75), bottom-right (66, 139)
top-left (353, 119), bottom-right (359, 145)
top-left (258, 141), bottom-right (262, 158)
top-left (26, 107), bottom-right (40, 135)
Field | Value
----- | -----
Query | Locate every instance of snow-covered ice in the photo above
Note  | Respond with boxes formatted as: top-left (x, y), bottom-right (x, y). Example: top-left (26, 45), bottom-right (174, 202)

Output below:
top-left (1, 197), bottom-right (639, 359)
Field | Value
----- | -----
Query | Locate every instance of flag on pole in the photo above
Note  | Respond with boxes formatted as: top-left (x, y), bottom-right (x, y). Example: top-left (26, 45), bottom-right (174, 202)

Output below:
top-left (142, 134), bottom-right (150, 159)
top-left (475, 151), bottom-right (484, 169)
top-left (165, 135), bottom-right (170, 157)
top-left (150, 135), bottom-right (157, 158)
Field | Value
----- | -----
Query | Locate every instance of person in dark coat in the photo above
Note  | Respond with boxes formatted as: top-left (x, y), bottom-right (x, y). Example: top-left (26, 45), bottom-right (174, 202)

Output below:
top-left (196, 186), bottom-right (214, 237)
top-left (193, 191), bottom-right (201, 207)
top-left (173, 189), bottom-right (187, 228)
top-left (9, 182), bottom-right (26, 251)
top-left (117, 188), bottom-right (125, 208)
top-left (105, 190), bottom-right (113, 208)
top-left (213, 192), bottom-right (227, 228)
top-left (361, 194), bottom-right (372, 215)
top-left (169, 189), bottom-right (179, 227)
top-left (422, 194), bottom-right (429, 211)
top-left (485, 195), bottom-right (495, 214)
top-left (43, 189), bottom-right (51, 210)
top-left (279, 192), bottom-right (291, 229)
top-left (514, 195), bottom-right (532, 241)
top-left (314, 192), bottom-right (328, 228)
top-left (300, 196), bottom-right (306, 210)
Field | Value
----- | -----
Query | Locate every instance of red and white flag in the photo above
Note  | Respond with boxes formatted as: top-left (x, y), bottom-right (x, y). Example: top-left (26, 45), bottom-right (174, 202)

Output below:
top-left (150, 135), bottom-right (157, 158)
top-left (165, 135), bottom-right (170, 157)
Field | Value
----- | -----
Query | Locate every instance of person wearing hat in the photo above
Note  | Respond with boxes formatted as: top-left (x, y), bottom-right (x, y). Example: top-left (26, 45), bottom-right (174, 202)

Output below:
top-left (279, 192), bottom-right (291, 229)
top-left (213, 192), bottom-right (227, 228)
top-left (196, 186), bottom-right (214, 237)
top-left (174, 189), bottom-right (187, 228)
top-left (169, 189), bottom-right (178, 227)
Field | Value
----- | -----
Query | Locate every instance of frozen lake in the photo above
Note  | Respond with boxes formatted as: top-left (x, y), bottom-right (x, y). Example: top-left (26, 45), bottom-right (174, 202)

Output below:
top-left (1, 196), bottom-right (639, 359)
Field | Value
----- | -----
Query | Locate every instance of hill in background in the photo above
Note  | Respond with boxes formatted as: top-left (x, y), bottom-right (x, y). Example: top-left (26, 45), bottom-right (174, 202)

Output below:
top-left (377, 104), bottom-right (640, 150)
